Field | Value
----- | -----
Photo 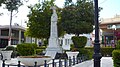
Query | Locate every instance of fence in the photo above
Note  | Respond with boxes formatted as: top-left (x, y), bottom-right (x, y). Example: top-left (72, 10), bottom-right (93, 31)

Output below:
top-left (2, 55), bottom-right (89, 67)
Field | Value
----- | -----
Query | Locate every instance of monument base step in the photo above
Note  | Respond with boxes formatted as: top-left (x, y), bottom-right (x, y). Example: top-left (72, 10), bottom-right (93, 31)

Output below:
top-left (45, 47), bottom-right (63, 59)
top-left (45, 47), bottom-right (63, 53)
top-left (55, 53), bottom-right (67, 59)
top-left (45, 51), bottom-right (57, 59)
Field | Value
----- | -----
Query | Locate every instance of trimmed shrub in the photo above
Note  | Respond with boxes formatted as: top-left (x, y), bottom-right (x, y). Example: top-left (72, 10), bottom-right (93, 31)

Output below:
top-left (112, 50), bottom-right (120, 67)
top-left (17, 43), bottom-right (37, 56)
top-left (72, 36), bottom-right (87, 48)
top-left (85, 47), bottom-right (115, 57)
top-left (24, 43), bottom-right (37, 48)
top-left (36, 49), bottom-right (44, 55)
top-left (37, 46), bottom-right (46, 49)
top-left (43, 39), bottom-right (48, 46)
top-left (116, 40), bottom-right (120, 49)
top-left (70, 44), bottom-right (75, 51)
top-left (5, 46), bottom-right (15, 51)
top-left (78, 48), bottom-right (93, 60)
top-left (71, 36), bottom-right (90, 59)
top-left (101, 47), bottom-right (115, 56)
top-left (11, 50), bottom-right (18, 58)
top-left (85, 47), bottom-right (93, 51)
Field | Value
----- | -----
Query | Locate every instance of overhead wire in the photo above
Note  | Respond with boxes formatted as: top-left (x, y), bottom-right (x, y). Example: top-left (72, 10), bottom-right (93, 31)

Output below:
top-left (99, 0), bottom-right (108, 5)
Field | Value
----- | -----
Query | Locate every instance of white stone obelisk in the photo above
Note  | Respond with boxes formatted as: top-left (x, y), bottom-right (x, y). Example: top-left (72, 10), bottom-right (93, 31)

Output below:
top-left (45, 6), bottom-right (62, 59)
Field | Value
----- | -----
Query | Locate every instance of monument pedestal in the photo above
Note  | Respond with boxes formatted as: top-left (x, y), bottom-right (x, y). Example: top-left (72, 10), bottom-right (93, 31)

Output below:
top-left (46, 47), bottom-right (62, 53)
top-left (45, 47), bottom-right (62, 59)
top-left (45, 37), bottom-right (63, 59)
top-left (45, 6), bottom-right (63, 59)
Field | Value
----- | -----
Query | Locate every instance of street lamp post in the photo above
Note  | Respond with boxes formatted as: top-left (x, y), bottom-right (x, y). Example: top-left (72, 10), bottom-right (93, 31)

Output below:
top-left (112, 25), bottom-right (116, 48)
top-left (93, 0), bottom-right (102, 67)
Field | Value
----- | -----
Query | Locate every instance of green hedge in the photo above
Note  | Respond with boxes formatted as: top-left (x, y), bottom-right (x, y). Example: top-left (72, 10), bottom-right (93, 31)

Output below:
top-left (17, 43), bottom-right (37, 56)
top-left (5, 46), bottom-right (15, 51)
top-left (36, 49), bottom-right (44, 55)
top-left (78, 48), bottom-right (93, 60)
top-left (112, 50), bottom-right (120, 67)
top-left (116, 40), bottom-right (120, 49)
top-left (85, 47), bottom-right (115, 57)
top-left (101, 47), bottom-right (115, 56)
top-left (37, 46), bottom-right (46, 49)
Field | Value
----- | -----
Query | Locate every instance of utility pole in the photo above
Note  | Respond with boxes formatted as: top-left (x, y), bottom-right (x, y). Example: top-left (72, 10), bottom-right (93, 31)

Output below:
top-left (8, 0), bottom-right (13, 46)
top-left (7, 0), bottom-right (22, 46)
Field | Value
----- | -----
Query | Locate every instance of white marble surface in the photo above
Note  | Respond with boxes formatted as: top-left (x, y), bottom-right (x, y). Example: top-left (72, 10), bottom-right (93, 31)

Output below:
top-left (17, 57), bottom-right (52, 66)
top-left (66, 51), bottom-right (79, 59)
top-left (73, 57), bottom-right (114, 67)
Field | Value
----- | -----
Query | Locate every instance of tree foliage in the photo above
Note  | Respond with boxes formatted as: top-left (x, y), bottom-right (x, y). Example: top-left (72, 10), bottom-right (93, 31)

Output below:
top-left (27, 2), bottom-right (51, 38)
top-left (2, 0), bottom-right (23, 11)
top-left (0, 0), bottom-right (5, 6)
top-left (26, 0), bottom-right (64, 39)
top-left (61, 0), bottom-right (94, 36)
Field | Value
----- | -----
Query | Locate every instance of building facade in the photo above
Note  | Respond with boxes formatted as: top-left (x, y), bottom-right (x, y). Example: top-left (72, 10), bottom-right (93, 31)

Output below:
top-left (100, 15), bottom-right (120, 47)
top-left (0, 25), bottom-right (25, 48)
top-left (61, 34), bottom-right (93, 50)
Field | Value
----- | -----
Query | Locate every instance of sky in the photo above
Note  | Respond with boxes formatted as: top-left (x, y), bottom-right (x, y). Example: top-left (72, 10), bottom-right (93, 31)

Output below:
top-left (0, 0), bottom-right (120, 27)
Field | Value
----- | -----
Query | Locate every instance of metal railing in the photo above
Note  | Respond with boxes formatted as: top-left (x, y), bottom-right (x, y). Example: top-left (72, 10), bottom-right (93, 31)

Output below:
top-left (2, 55), bottom-right (89, 67)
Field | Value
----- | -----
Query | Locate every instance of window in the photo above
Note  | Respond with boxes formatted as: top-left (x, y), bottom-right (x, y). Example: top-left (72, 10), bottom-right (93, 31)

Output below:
top-left (1, 29), bottom-right (9, 36)
top-left (11, 39), bottom-right (18, 45)
top-left (65, 39), bottom-right (67, 45)
top-left (0, 39), bottom-right (8, 48)
top-left (12, 30), bottom-right (19, 38)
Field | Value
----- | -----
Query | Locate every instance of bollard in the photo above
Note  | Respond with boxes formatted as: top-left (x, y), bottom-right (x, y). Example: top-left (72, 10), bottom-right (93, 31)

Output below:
top-left (64, 59), bottom-right (67, 67)
top-left (84, 56), bottom-right (86, 61)
top-left (18, 61), bottom-right (21, 67)
top-left (52, 59), bottom-right (55, 67)
top-left (86, 55), bottom-right (88, 60)
top-left (85, 55), bottom-right (87, 60)
top-left (87, 55), bottom-right (88, 60)
top-left (2, 60), bottom-right (5, 67)
top-left (73, 56), bottom-right (75, 65)
top-left (78, 57), bottom-right (81, 63)
top-left (44, 60), bottom-right (47, 67)
top-left (54, 62), bottom-right (56, 67)
top-left (76, 57), bottom-right (79, 64)
top-left (59, 58), bottom-right (62, 67)
top-left (69, 56), bottom-right (72, 67)
top-left (82, 55), bottom-right (84, 61)
top-left (34, 62), bottom-right (37, 67)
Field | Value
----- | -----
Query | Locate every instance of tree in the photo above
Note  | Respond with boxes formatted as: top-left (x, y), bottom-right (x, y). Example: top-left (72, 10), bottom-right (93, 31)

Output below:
top-left (0, 0), bottom-right (5, 15)
top-left (26, 0), bottom-right (64, 39)
top-left (61, 0), bottom-right (94, 36)
top-left (0, 0), bottom-right (5, 6)
top-left (27, 1), bottom-right (53, 39)
top-left (2, 0), bottom-right (23, 45)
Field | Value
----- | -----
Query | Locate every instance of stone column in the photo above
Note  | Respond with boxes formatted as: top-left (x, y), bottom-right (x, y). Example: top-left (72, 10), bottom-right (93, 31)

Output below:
top-left (18, 30), bottom-right (21, 44)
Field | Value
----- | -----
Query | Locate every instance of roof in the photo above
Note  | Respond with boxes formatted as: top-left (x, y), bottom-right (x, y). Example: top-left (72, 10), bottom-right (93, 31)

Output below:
top-left (0, 25), bottom-right (26, 31)
top-left (100, 15), bottom-right (120, 24)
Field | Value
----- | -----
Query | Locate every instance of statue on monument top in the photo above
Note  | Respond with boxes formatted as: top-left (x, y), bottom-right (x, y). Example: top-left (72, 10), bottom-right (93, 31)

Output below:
top-left (50, 6), bottom-right (58, 22)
